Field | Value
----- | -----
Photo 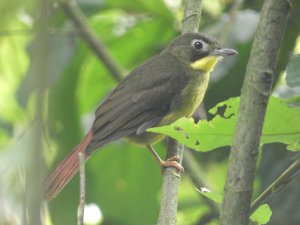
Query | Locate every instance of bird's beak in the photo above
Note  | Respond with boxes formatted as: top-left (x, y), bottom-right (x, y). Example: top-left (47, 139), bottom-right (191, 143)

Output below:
top-left (210, 48), bottom-right (238, 56)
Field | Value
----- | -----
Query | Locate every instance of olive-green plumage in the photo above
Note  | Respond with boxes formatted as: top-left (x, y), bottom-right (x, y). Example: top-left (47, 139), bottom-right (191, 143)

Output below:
top-left (45, 32), bottom-right (237, 200)
top-left (87, 32), bottom-right (237, 152)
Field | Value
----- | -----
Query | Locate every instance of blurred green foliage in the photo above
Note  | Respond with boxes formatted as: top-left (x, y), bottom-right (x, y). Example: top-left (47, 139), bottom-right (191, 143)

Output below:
top-left (0, 0), bottom-right (299, 225)
top-left (286, 54), bottom-right (300, 88)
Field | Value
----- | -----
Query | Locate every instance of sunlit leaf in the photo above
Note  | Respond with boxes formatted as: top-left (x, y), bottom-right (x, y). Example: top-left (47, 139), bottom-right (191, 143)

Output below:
top-left (149, 97), bottom-right (300, 151)
top-left (250, 204), bottom-right (272, 225)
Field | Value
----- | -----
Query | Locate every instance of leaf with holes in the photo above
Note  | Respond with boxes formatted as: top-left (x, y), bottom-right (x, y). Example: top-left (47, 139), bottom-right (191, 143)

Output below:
top-left (148, 97), bottom-right (300, 151)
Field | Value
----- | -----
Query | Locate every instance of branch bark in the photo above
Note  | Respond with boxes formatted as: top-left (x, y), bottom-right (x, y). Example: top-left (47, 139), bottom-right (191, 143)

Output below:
top-left (157, 140), bottom-right (184, 225)
top-left (219, 0), bottom-right (291, 224)
top-left (157, 1), bottom-right (203, 224)
top-left (24, 1), bottom-right (48, 224)
top-left (181, 0), bottom-right (202, 34)
top-left (77, 152), bottom-right (85, 225)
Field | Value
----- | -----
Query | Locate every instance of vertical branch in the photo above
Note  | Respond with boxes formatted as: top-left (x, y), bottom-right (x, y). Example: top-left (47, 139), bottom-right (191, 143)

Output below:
top-left (24, 0), bottom-right (48, 224)
top-left (219, 0), bottom-right (291, 224)
top-left (77, 152), bottom-right (86, 225)
top-left (157, 1), bottom-right (203, 224)
top-left (181, 0), bottom-right (203, 34)
top-left (157, 141), bottom-right (184, 225)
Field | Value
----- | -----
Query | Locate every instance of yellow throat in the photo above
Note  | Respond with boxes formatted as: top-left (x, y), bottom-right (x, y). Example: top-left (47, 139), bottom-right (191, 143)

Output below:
top-left (190, 56), bottom-right (220, 72)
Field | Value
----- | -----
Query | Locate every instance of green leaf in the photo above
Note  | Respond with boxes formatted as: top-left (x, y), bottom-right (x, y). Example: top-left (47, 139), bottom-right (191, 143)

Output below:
top-left (250, 204), bottom-right (272, 225)
top-left (196, 187), bottom-right (223, 204)
top-left (261, 97), bottom-right (300, 151)
top-left (148, 97), bottom-right (238, 151)
top-left (148, 96), bottom-right (300, 151)
top-left (286, 54), bottom-right (300, 88)
top-left (287, 142), bottom-right (300, 151)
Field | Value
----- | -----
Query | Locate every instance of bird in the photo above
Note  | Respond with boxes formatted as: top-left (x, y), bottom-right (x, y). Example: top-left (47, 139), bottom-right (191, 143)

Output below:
top-left (45, 32), bottom-right (237, 200)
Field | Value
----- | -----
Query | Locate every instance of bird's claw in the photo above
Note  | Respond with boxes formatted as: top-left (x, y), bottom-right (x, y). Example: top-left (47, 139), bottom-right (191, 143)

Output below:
top-left (160, 156), bottom-right (184, 174)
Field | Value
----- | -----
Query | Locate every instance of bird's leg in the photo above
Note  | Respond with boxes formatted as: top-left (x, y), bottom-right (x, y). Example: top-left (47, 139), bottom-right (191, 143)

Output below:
top-left (146, 145), bottom-right (184, 173)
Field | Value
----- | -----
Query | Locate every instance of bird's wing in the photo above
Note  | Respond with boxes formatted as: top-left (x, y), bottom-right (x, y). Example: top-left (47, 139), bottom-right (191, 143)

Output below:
top-left (87, 52), bottom-right (187, 152)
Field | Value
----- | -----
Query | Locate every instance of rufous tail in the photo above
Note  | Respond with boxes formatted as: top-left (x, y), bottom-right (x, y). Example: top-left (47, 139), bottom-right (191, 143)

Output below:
top-left (44, 130), bottom-right (93, 201)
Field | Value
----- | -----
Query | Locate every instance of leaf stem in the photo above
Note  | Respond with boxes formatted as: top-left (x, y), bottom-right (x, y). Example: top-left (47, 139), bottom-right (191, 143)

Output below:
top-left (250, 158), bottom-right (300, 213)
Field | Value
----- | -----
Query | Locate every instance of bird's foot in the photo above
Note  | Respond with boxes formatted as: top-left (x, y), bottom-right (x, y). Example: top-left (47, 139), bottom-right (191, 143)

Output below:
top-left (160, 156), bottom-right (184, 173)
top-left (146, 145), bottom-right (184, 174)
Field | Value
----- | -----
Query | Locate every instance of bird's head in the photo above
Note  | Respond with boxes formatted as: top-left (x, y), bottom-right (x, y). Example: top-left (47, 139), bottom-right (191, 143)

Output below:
top-left (168, 33), bottom-right (237, 73)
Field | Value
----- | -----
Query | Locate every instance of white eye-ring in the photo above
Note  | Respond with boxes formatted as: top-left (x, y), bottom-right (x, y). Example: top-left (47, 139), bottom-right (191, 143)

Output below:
top-left (191, 39), bottom-right (206, 50)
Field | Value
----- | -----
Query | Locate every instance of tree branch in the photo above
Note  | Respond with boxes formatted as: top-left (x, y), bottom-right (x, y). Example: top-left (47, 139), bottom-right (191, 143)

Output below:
top-left (157, 1), bottom-right (203, 224)
top-left (25, 1), bottom-right (48, 224)
top-left (219, 0), bottom-right (291, 224)
top-left (77, 152), bottom-right (85, 225)
top-left (59, 0), bottom-right (124, 81)
top-left (250, 158), bottom-right (300, 213)
top-left (157, 140), bottom-right (184, 225)
top-left (181, 0), bottom-right (203, 34)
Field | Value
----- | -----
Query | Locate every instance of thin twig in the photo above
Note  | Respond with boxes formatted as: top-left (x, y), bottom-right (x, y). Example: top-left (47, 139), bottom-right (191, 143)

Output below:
top-left (77, 152), bottom-right (86, 225)
top-left (59, 0), bottom-right (124, 81)
top-left (250, 158), bottom-right (300, 213)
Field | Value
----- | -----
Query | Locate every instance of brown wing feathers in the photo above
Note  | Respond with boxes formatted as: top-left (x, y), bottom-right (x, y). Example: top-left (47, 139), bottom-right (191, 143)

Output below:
top-left (45, 51), bottom-right (186, 200)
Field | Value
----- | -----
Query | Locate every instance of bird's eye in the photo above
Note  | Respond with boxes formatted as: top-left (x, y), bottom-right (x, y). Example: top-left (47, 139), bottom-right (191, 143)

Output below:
top-left (193, 41), bottom-right (203, 49)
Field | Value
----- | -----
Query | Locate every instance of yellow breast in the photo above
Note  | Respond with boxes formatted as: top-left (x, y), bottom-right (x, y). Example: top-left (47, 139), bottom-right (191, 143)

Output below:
top-left (127, 56), bottom-right (220, 145)
top-left (160, 72), bottom-right (210, 125)
top-left (160, 56), bottom-right (220, 125)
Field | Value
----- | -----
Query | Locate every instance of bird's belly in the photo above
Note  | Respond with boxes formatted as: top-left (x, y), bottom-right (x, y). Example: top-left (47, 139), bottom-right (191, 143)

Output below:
top-left (160, 72), bottom-right (210, 125)
top-left (125, 132), bottom-right (165, 145)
